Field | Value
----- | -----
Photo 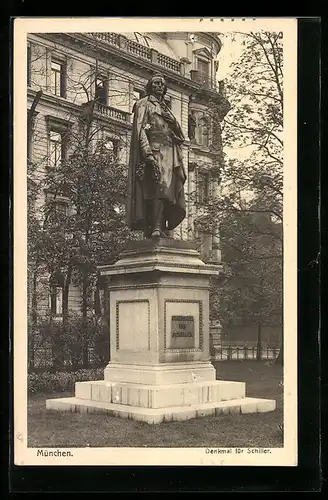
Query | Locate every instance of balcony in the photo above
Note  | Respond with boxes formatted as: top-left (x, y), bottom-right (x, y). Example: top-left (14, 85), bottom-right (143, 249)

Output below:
top-left (89, 32), bottom-right (182, 75)
top-left (157, 53), bottom-right (181, 73)
top-left (94, 101), bottom-right (131, 124)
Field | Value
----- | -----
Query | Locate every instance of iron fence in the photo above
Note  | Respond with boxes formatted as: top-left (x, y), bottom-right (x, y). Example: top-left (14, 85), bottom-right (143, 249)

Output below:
top-left (214, 345), bottom-right (280, 361)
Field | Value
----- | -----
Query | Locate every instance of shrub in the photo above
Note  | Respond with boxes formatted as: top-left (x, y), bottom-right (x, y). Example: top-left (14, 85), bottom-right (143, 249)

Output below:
top-left (28, 310), bottom-right (110, 371)
top-left (28, 367), bottom-right (104, 395)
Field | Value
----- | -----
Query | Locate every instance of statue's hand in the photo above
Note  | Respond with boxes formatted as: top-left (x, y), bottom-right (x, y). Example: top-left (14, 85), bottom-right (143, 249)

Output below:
top-left (152, 161), bottom-right (161, 182)
top-left (146, 156), bottom-right (161, 182)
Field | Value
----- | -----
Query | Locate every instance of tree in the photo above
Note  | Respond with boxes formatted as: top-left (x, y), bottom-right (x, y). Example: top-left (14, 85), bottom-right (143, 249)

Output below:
top-left (197, 31), bottom-right (284, 363)
top-left (27, 90), bottom-right (47, 369)
top-left (214, 210), bottom-right (282, 359)
top-left (27, 33), bottom-right (140, 367)
top-left (220, 30), bottom-right (283, 225)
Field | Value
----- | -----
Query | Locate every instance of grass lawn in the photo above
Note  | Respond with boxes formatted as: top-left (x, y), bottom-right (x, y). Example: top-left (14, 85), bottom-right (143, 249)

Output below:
top-left (28, 361), bottom-right (283, 448)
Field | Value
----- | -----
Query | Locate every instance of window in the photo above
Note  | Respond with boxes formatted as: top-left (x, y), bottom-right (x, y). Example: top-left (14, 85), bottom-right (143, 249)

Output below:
top-left (103, 135), bottom-right (118, 157)
top-left (51, 59), bottom-right (66, 97)
top-left (196, 58), bottom-right (211, 88)
top-left (49, 286), bottom-right (63, 316)
top-left (198, 171), bottom-right (210, 204)
top-left (54, 201), bottom-right (68, 217)
top-left (49, 131), bottom-right (63, 168)
top-left (27, 44), bottom-right (31, 86)
top-left (95, 76), bottom-right (108, 105)
top-left (134, 32), bottom-right (152, 47)
top-left (46, 115), bottom-right (71, 169)
top-left (45, 192), bottom-right (69, 219)
top-left (197, 58), bottom-right (210, 76)
top-left (197, 115), bottom-right (209, 147)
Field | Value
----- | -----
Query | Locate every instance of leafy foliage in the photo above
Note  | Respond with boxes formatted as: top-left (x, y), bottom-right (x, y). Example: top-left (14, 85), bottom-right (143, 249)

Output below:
top-left (43, 139), bottom-right (136, 272)
top-left (28, 368), bottom-right (104, 395)
top-left (28, 310), bottom-right (110, 372)
top-left (201, 32), bottom-right (284, 354)
top-left (220, 31), bottom-right (283, 223)
top-left (214, 211), bottom-right (282, 328)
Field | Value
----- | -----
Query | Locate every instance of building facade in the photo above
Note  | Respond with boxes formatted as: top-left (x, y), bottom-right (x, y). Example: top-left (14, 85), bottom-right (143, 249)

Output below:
top-left (27, 31), bottom-right (230, 318)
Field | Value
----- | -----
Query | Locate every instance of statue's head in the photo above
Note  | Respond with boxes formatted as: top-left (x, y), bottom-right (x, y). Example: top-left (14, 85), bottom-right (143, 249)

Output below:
top-left (146, 73), bottom-right (167, 100)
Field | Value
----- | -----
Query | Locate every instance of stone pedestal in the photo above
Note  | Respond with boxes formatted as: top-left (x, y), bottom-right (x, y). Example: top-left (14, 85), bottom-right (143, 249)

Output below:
top-left (46, 239), bottom-right (276, 423)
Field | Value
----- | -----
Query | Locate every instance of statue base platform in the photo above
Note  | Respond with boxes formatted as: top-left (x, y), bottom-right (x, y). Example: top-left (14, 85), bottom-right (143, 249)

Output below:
top-left (46, 239), bottom-right (276, 423)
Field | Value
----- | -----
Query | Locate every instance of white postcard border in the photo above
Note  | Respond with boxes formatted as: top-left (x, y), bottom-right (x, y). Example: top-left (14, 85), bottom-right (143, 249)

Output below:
top-left (13, 17), bottom-right (298, 467)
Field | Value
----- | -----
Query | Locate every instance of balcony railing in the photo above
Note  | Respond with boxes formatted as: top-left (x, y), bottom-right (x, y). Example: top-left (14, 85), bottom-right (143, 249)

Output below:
top-left (91, 32), bottom-right (120, 46)
top-left (157, 53), bottom-right (181, 73)
top-left (89, 32), bottom-right (182, 75)
top-left (94, 101), bottom-right (131, 123)
top-left (126, 38), bottom-right (152, 60)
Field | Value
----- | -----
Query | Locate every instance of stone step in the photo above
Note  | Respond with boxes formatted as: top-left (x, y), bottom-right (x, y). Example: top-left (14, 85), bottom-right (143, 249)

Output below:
top-left (75, 379), bottom-right (246, 409)
top-left (46, 396), bottom-right (276, 424)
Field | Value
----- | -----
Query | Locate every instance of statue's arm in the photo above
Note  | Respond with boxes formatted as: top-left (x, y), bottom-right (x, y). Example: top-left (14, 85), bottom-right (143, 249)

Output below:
top-left (173, 115), bottom-right (185, 142)
top-left (138, 106), bottom-right (155, 163)
top-left (164, 108), bottom-right (185, 143)
top-left (139, 127), bottom-right (153, 161)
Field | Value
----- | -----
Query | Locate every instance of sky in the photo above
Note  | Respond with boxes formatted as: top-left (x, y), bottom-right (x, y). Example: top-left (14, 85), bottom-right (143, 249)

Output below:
top-left (216, 33), bottom-right (244, 80)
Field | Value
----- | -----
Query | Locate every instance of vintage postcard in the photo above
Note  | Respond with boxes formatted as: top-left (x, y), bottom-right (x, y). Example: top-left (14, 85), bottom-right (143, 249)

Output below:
top-left (13, 17), bottom-right (297, 466)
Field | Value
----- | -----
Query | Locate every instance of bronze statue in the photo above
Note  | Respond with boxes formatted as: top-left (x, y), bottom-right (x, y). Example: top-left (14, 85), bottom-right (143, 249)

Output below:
top-left (126, 73), bottom-right (186, 238)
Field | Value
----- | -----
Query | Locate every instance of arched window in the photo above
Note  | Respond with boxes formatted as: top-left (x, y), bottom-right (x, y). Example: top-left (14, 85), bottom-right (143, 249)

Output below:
top-left (134, 33), bottom-right (143, 44)
top-left (197, 171), bottom-right (210, 204)
top-left (134, 32), bottom-right (151, 47)
top-left (49, 131), bottom-right (63, 168)
top-left (197, 115), bottom-right (209, 147)
top-left (197, 58), bottom-right (210, 79)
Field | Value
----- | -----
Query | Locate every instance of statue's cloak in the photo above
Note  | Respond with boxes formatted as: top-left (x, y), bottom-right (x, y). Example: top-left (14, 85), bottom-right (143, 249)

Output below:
top-left (126, 96), bottom-right (187, 231)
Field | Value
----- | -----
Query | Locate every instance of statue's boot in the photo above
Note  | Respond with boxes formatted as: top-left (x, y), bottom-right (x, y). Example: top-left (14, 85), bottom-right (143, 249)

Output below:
top-left (151, 199), bottom-right (164, 238)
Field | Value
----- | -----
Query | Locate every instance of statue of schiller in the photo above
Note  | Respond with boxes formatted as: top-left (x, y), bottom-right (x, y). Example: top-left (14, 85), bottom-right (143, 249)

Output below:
top-left (126, 73), bottom-right (187, 238)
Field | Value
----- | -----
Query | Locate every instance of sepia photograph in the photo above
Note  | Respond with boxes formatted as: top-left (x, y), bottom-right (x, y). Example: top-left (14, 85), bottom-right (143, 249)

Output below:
top-left (14, 17), bottom-right (297, 466)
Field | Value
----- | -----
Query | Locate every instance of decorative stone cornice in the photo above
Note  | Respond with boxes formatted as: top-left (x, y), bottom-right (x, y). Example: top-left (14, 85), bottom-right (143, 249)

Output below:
top-left (27, 87), bottom-right (81, 115)
top-left (41, 33), bottom-right (216, 95)
top-left (98, 238), bottom-right (222, 278)
top-left (28, 88), bottom-right (132, 130)
top-left (45, 114), bottom-right (75, 131)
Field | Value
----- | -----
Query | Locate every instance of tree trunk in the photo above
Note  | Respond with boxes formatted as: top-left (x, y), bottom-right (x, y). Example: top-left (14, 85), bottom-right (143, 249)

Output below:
top-left (82, 271), bottom-right (89, 368)
top-left (52, 267), bottom-right (72, 370)
top-left (62, 265), bottom-right (72, 328)
top-left (94, 280), bottom-right (101, 316)
top-left (256, 323), bottom-right (262, 361)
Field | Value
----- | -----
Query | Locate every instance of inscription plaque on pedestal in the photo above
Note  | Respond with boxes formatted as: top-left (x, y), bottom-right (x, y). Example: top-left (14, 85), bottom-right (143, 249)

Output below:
top-left (170, 315), bottom-right (195, 349)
